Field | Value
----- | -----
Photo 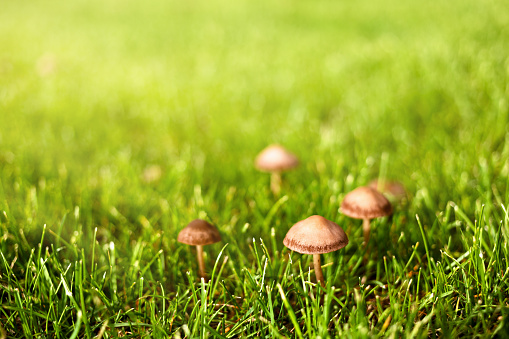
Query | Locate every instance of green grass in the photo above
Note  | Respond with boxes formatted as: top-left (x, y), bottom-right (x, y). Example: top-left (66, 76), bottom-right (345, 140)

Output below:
top-left (1, 0), bottom-right (509, 337)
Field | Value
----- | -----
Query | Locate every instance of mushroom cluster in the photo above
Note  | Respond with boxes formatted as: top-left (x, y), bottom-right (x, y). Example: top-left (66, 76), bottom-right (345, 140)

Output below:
top-left (174, 144), bottom-right (405, 290)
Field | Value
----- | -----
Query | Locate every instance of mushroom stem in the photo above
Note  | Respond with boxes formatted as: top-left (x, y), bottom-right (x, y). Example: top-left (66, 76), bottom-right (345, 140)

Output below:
top-left (362, 218), bottom-right (371, 245)
top-left (270, 171), bottom-right (282, 195)
top-left (196, 245), bottom-right (206, 278)
top-left (313, 254), bottom-right (325, 287)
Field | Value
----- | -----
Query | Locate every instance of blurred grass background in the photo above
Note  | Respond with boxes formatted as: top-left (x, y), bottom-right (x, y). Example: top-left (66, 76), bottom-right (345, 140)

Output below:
top-left (1, 0), bottom-right (508, 229)
top-left (1, 0), bottom-right (508, 240)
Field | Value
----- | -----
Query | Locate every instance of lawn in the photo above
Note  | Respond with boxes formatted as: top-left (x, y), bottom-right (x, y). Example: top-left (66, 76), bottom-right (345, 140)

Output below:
top-left (1, 0), bottom-right (509, 337)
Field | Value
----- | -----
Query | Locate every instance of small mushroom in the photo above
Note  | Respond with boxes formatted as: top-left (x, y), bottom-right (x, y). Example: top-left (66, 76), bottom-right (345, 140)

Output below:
top-left (177, 219), bottom-right (221, 278)
top-left (369, 179), bottom-right (406, 203)
top-left (340, 186), bottom-right (392, 245)
top-left (283, 215), bottom-right (349, 286)
top-left (255, 144), bottom-right (299, 195)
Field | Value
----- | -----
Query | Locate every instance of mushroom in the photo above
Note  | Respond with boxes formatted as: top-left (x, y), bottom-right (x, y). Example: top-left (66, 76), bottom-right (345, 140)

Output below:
top-left (340, 186), bottom-right (392, 245)
top-left (283, 215), bottom-right (349, 286)
top-left (369, 179), bottom-right (406, 203)
top-left (255, 144), bottom-right (299, 195)
top-left (177, 219), bottom-right (221, 278)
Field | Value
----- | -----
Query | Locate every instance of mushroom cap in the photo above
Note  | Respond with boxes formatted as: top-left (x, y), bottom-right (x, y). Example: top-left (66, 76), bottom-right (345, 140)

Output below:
top-left (369, 179), bottom-right (406, 200)
top-left (255, 145), bottom-right (299, 172)
top-left (283, 215), bottom-right (349, 255)
top-left (177, 219), bottom-right (221, 246)
top-left (340, 186), bottom-right (393, 219)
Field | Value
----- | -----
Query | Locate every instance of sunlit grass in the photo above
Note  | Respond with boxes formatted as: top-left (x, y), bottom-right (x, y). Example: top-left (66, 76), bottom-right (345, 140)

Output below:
top-left (1, 0), bottom-right (509, 337)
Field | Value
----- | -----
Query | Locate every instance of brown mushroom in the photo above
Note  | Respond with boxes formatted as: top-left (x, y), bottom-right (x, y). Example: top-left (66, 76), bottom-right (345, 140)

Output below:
top-left (177, 219), bottom-right (221, 278)
top-left (369, 179), bottom-right (406, 203)
top-left (283, 215), bottom-right (349, 286)
top-left (255, 144), bottom-right (299, 195)
top-left (340, 186), bottom-right (392, 245)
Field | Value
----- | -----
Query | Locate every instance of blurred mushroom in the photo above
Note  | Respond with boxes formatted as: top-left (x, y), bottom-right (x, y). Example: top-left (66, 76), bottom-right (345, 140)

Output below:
top-left (142, 165), bottom-right (162, 183)
top-left (340, 186), bottom-right (392, 245)
top-left (283, 215), bottom-right (349, 286)
top-left (369, 179), bottom-right (406, 203)
top-left (177, 219), bottom-right (221, 278)
top-left (255, 144), bottom-right (299, 195)
top-left (36, 53), bottom-right (57, 77)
